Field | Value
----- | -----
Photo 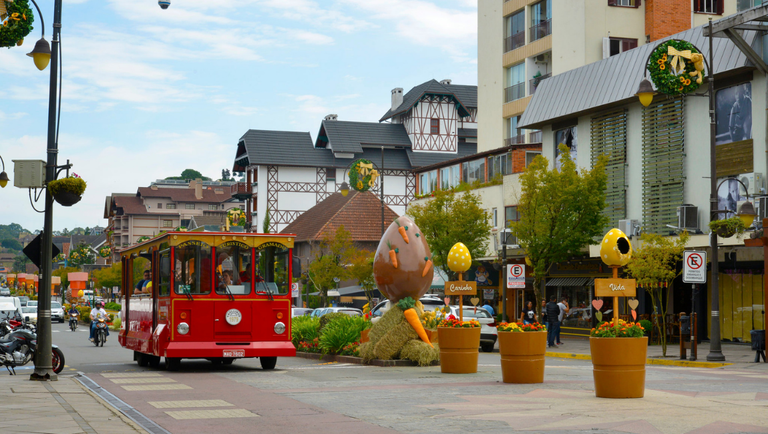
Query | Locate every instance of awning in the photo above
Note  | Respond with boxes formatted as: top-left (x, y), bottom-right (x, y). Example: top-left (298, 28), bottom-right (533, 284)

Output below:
top-left (545, 277), bottom-right (591, 287)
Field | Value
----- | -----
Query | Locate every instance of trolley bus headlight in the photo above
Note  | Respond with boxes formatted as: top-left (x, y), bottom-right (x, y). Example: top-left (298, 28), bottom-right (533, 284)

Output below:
top-left (177, 322), bottom-right (190, 335)
top-left (274, 322), bottom-right (286, 334)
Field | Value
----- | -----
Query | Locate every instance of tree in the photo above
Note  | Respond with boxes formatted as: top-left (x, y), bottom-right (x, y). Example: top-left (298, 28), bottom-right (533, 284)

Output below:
top-left (262, 209), bottom-right (271, 233)
top-left (348, 250), bottom-right (375, 304)
top-left (91, 263), bottom-right (122, 290)
top-left (165, 169), bottom-right (211, 181)
top-left (1, 239), bottom-right (22, 251)
top-left (221, 169), bottom-right (232, 181)
top-left (13, 254), bottom-right (30, 273)
top-left (306, 226), bottom-right (356, 307)
top-left (407, 190), bottom-right (492, 281)
top-left (625, 231), bottom-right (689, 356)
top-left (510, 146), bottom-right (609, 318)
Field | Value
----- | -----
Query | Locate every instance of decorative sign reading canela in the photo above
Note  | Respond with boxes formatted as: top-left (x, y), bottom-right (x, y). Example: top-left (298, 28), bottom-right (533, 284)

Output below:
top-left (594, 278), bottom-right (637, 298)
top-left (444, 280), bottom-right (477, 296)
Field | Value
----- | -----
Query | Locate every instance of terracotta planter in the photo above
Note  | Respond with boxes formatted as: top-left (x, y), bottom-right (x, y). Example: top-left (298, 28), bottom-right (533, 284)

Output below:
top-left (590, 337), bottom-right (648, 398)
top-left (498, 331), bottom-right (546, 384)
top-left (437, 327), bottom-right (480, 374)
top-left (424, 329), bottom-right (439, 343)
top-left (53, 191), bottom-right (82, 207)
top-left (360, 329), bottom-right (370, 343)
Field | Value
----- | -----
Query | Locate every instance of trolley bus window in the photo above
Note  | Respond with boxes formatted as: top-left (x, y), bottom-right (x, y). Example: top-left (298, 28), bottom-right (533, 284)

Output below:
top-left (174, 242), bottom-right (212, 295)
top-left (129, 257), bottom-right (151, 298)
top-left (216, 243), bottom-right (252, 296)
top-left (158, 251), bottom-right (171, 297)
top-left (254, 245), bottom-right (289, 295)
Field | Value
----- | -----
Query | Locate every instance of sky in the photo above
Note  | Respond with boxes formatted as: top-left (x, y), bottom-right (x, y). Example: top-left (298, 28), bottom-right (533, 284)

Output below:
top-left (0, 0), bottom-right (478, 232)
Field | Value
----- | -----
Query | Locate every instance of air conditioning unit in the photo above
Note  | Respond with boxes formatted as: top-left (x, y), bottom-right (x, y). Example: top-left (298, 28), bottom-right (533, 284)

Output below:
top-left (534, 53), bottom-right (550, 64)
top-left (739, 172), bottom-right (764, 196)
top-left (677, 204), bottom-right (699, 231)
top-left (618, 219), bottom-right (640, 237)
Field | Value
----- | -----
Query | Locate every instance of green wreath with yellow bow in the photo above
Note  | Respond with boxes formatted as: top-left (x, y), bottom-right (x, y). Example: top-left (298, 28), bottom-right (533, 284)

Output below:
top-left (0, 0), bottom-right (34, 49)
top-left (348, 159), bottom-right (379, 193)
top-left (648, 40), bottom-right (706, 96)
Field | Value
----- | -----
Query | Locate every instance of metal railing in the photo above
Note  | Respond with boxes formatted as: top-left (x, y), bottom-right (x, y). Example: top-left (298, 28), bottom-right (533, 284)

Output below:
top-left (505, 135), bottom-right (526, 146)
top-left (529, 130), bottom-right (542, 143)
top-left (504, 82), bottom-right (525, 103)
top-left (504, 31), bottom-right (525, 52)
top-left (529, 72), bottom-right (551, 95)
top-left (529, 19), bottom-right (551, 42)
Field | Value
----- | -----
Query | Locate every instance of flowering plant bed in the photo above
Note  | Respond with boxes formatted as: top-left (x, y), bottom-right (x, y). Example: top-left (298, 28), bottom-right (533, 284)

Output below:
top-left (438, 315), bottom-right (480, 328)
top-left (497, 321), bottom-right (546, 332)
top-left (591, 319), bottom-right (645, 337)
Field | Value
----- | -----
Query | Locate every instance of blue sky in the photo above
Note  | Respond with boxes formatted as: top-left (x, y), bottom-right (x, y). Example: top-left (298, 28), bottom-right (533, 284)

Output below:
top-left (0, 0), bottom-right (477, 232)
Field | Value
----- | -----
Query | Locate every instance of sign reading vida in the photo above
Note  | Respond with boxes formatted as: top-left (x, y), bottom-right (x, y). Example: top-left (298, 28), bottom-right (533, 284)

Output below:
top-left (444, 280), bottom-right (477, 296)
top-left (594, 278), bottom-right (637, 298)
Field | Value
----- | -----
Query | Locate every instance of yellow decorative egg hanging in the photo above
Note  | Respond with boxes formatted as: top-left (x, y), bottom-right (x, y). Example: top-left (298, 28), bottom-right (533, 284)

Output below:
top-left (447, 242), bottom-right (471, 273)
top-left (599, 228), bottom-right (633, 267)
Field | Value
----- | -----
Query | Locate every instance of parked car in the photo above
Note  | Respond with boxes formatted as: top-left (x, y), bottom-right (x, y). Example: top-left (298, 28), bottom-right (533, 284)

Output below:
top-left (292, 307), bottom-right (314, 317)
top-left (310, 307), bottom-right (363, 317)
top-left (26, 300), bottom-right (38, 308)
top-left (0, 287), bottom-right (10, 297)
top-left (446, 305), bottom-right (498, 353)
top-left (51, 301), bottom-right (65, 323)
top-left (17, 296), bottom-right (29, 307)
top-left (370, 295), bottom-right (446, 324)
top-left (21, 306), bottom-right (38, 324)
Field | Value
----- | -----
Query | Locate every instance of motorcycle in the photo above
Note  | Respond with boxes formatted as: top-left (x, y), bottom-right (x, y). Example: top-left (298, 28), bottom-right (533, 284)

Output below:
top-left (0, 320), bottom-right (65, 375)
top-left (69, 312), bottom-right (78, 332)
top-left (92, 318), bottom-right (108, 347)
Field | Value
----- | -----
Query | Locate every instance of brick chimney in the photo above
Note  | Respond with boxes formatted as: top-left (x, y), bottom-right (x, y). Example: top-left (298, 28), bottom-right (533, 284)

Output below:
top-left (645, 0), bottom-right (690, 42)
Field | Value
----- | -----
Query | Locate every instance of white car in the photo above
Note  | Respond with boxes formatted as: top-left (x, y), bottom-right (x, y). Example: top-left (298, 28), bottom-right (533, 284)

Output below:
top-left (21, 306), bottom-right (38, 324)
top-left (446, 305), bottom-right (498, 353)
top-left (51, 302), bottom-right (65, 323)
top-left (369, 295), bottom-right (446, 323)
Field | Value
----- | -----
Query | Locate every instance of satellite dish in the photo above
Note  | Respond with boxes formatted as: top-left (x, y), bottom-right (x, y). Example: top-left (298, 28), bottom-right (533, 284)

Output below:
top-left (159, 0), bottom-right (170, 9)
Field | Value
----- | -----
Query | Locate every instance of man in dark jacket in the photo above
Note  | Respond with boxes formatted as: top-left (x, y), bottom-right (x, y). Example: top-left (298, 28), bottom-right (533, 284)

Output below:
top-left (546, 295), bottom-right (560, 348)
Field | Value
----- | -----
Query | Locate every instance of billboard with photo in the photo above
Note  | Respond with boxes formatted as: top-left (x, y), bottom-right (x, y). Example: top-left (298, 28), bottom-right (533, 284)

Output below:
top-left (716, 82), bottom-right (752, 146)
top-left (717, 177), bottom-right (744, 219)
top-left (554, 126), bottom-right (577, 170)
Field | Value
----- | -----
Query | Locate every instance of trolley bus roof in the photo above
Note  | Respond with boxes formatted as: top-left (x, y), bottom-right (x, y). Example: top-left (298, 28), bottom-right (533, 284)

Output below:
top-left (118, 231), bottom-right (296, 256)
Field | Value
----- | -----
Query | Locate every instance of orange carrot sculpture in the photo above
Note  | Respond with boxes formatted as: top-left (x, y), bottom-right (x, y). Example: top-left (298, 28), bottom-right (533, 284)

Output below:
top-left (398, 297), bottom-right (433, 348)
top-left (387, 240), bottom-right (398, 269)
top-left (422, 256), bottom-right (432, 277)
top-left (395, 219), bottom-right (409, 244)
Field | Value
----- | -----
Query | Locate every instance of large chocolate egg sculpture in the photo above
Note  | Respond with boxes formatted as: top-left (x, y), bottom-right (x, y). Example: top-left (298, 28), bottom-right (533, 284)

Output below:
top-left (373, 216), bottom-right (434, 303)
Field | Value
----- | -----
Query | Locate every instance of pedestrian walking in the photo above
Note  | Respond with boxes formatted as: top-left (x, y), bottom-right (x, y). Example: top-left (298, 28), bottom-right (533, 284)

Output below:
top-left (556, 297), bottom-right (569, 346)
top-left (545, 295), bottom-right (560, 348)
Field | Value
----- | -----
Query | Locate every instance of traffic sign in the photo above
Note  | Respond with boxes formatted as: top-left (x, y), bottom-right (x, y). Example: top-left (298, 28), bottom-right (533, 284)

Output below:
top-left (507, 264), bottom-right (525, 288)
top-left (683, 251), bottom-right (707, 284)
top-left (291, 282), bottom-right (299, 297)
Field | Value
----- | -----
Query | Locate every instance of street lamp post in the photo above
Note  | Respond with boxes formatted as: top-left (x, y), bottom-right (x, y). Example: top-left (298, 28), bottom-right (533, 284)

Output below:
top-left (31, 0), bottom-right (63, 380)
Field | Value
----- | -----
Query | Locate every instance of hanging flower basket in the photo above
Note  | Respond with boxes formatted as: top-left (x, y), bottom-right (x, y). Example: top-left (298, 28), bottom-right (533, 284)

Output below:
top-left (0, 0), bottom-right (34, 49)
top-left (709, 217), bottom-right (746, 238)
top-left (48, 174), bottom-right (86, 208)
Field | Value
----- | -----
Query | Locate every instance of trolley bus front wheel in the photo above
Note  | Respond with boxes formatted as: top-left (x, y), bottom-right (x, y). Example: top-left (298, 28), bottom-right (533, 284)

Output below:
top-left (260, 357), bottom-right (277, 370)
top-left (166, 357), bottom-right (181, 371)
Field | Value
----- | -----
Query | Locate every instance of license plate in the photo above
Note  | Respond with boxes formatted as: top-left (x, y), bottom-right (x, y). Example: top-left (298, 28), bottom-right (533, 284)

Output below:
top-left (223, 350), bottom-right (244, 358)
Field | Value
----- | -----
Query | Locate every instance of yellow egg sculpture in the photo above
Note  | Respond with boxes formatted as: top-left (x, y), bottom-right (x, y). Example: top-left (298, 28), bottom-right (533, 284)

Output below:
top-left (447, 242), bottom-right (472, 273)
top-left (599, 228), bottom-right (633, 267)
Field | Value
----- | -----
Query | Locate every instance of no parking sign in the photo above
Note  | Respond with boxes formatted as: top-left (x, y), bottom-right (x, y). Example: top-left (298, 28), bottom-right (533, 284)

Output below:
top-left (507, 264), bottom-right (525, 289)
top-left (683, 251), bottom-right (707, 284)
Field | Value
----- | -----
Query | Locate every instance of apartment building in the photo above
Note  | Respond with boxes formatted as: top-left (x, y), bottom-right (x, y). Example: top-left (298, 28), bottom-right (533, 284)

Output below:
top-left (478, 0), bottom-right (737, 155)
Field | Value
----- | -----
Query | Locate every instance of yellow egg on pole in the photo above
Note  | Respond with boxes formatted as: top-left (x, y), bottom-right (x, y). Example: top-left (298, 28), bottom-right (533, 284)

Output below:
top-left (599, 229), bottom-right (633, 267)
top-left (447, 242), bottom-right (471, 273)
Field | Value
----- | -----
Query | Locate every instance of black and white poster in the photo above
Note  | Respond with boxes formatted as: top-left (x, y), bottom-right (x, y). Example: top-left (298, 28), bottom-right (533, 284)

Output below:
top-left (717, 177), bottom-right (743, 218)
top-left (716, 82), bottom-right (752, 146)
top-left (554, 126), bottom-right (577, 170)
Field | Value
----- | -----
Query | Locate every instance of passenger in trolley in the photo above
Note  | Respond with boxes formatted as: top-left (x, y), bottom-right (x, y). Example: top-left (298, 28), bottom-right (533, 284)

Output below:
top-left (133, 269), bottom-right (152, 295)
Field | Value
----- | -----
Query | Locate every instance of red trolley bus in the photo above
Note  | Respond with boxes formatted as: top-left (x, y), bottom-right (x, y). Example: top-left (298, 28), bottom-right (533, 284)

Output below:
top-left (118, 231), bottom-right (296, 370)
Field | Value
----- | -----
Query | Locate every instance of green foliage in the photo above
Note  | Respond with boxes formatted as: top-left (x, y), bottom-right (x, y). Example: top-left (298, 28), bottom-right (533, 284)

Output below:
top-left (319, 312), bottom-right (348, 331)
top-left (318, 315), bottom-right (369, 354)
top-left (48, 176), bottom-right (87, 196)
top-left (77, 306), bottom-right (92, 324)
top-left (166, 169), bottom-right (210, 181)
top-left (109, 317), bottom-right (121, 331)
top-left (68, 242), bottom-right (95, 268)
top-left (396, 296), bottom-right (416, 310)
top-left (307, 226), bottom-right (356, 307)
top-left (262, 209), bottom-right (271, 233)
top-left (708, 217), bottom-right (747, 237)
top-left (347, 250), bottom-right (375, 304)
top-left (1, 239), bottom-right (22, 251)
top-left (347, 159), bottom-right (376, 193)
top-left (511, 145), bottom-right (608, 316)
top-left (0, 224), bottom-right (28, 241)
top-left (640, 319), bottom-right (653, 336)
top-left (105, 302), bottom-right (122, 311)
top-left (0, 0), bottom-right (34, 48)
top-left (92, 264), bottom-right (122, 290)
top-left (648, 40), bottom-right (703, 96)
top-left (624, 231), bottom-right (689, 356)
top-left (12, 254), bottom-right (30, 272)
top-left (590, 320), bottom-right (645, 338)
top-left (407, 189), bottom-right (492, 280)
top-left (291, 316), bottom-right (321, 347)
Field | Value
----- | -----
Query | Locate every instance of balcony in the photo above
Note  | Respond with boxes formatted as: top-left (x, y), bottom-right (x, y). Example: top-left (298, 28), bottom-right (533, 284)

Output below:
top-left (504, 31), bottom-right (525, 53)
top-left (529, 130), bottom-right (542, 143)
top-left (529, 73), bottom-right (551, 95)
top-left (505, 135), bottom-right (526, 146)
top-left (504, 82), bottom-right (525, 103)
top-left (529, 19), bottom-right (551, 42)
top-left (230, 182), bottom-right (253, 200)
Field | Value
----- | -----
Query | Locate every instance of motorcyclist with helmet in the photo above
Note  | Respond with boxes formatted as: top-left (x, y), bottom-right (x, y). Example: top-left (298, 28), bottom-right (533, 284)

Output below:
top-left (67, 305), bottom-right (79, 330)
top-left (89, 301), bottom-right (110, 343)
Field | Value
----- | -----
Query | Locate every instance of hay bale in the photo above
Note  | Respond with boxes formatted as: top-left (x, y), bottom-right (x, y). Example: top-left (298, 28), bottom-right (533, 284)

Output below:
top-left (400, 340), bottom-right (440, 366)
top-left (359, 301), bottom-right (431, 363)
top-left (373, 321), bottom-right (417, 360)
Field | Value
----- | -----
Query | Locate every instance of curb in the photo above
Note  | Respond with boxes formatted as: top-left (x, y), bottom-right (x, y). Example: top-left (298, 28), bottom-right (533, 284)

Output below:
top-left (296, 352), bottom-right (436, 367)
top-left (545, 351), bottom-right (732, 368)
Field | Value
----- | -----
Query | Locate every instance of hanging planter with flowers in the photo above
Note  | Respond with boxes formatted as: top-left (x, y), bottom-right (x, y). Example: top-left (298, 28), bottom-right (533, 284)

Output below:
top-left (47, 173), bottom-right (86, 207)
top-left (0, 0), bottom-right (34, 48)
top-left (647, 40), bottom-right (706, 97)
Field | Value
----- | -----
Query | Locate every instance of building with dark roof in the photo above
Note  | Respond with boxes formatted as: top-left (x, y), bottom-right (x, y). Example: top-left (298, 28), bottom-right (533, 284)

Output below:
top-left (232, 79), bottom-right (478, 233)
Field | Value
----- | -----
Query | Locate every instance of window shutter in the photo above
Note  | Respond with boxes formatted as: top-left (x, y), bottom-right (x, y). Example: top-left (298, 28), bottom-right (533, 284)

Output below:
top-left (717, 0), bottom-right (724, 14)
top-left (608, 0), bottom-right (617, 5)
top-left (602, 37), bottom-right (611, 59)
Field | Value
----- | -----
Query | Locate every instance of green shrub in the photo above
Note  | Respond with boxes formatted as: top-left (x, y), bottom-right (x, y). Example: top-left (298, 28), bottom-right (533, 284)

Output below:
top-left (319, 315), bottom-right (369, 355)
top-left (292, 316), bottom-right (321, 347)
top-left (640, 319), bottom-right (653, 336)
top-left (78, 306), bottom-right (92, 324)
top-left (109, 317), bottom-right (121, 331)
top-left (105, 302), bottom-right (121, 311)
top-left (319, 312), bottom-right (347, 331)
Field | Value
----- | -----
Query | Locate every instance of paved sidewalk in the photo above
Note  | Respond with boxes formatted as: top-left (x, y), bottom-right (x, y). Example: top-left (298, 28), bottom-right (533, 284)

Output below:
top-left (546, 337), bottom-right (762, 367)
top-left (0, 372), bottom-right (148, 434)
